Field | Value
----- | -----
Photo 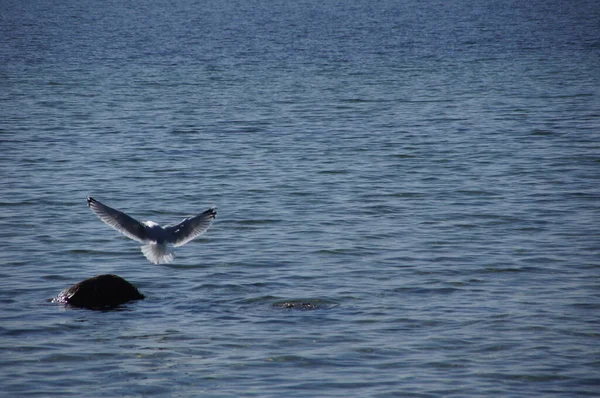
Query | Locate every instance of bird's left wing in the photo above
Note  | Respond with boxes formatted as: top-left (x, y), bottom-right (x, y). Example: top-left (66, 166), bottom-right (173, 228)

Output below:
top-left (87, 197), bottom-right (148, 243)
top-left (164, 207), bottom-right (217, 247)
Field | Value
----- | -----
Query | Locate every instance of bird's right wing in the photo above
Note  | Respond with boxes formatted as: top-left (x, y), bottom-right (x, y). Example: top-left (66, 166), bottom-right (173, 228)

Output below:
top-left (164, 207), bottom-right (217, 247)
top-left (87, 197), bottom-right (148, 243)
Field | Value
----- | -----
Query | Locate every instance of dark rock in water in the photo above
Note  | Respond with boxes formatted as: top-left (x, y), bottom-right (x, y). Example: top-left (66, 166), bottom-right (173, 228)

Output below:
top-left (54, 274), bottom-right (144, 309)
top-left (273, 301), bottom-right (318, 310)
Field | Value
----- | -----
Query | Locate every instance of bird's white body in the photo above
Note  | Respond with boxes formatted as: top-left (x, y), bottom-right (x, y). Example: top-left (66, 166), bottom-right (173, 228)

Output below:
top-left (87, 197), bottom-right (216, 264)
top-left (141, 241), bottom-right (174, 265)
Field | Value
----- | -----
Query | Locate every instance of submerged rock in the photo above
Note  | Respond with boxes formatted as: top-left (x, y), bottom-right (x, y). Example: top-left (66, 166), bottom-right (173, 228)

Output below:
top-left (273, 301), bottom-right (318, 310)
top-left (54, 274), bottom-right (144, 309)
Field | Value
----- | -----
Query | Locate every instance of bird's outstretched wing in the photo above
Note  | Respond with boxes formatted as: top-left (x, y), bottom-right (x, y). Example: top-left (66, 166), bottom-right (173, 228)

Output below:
top-left (164, 207), bottom-right (217, 247)
top-left (87, 197), bottom-right (148, 243)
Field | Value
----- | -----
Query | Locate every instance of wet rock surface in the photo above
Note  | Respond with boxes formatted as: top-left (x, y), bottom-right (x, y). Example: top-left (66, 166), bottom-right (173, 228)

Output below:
top-left (272, 301), bottom-right (319, 310)
top-left (54, 274), bottom-right (144, 310)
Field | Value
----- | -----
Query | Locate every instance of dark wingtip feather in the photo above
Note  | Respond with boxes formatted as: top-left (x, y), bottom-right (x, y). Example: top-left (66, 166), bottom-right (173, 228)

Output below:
top-left (87, 197), bottom-right (95, 207)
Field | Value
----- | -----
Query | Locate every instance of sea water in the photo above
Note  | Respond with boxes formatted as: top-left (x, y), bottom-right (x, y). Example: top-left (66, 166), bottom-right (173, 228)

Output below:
top-left (1, 0), bottom-right (599, 396)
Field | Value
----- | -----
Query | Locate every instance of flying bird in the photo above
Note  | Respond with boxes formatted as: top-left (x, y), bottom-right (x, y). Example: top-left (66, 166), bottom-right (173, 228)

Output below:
top-left (87, 197), bottom-right (216, 264)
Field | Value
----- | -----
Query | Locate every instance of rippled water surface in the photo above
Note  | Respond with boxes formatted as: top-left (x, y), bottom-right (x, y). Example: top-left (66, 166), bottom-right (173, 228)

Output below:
top-left (1, 0), bottom-right (599, 396)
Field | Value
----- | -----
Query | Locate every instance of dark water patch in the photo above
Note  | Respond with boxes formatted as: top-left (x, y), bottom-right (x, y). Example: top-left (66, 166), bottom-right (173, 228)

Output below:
top-left (361, 204), bottom-right (403, 214)
top-left (41, 274), bottom-right (71, 281)
top-left (264, 354), bottom-right (314, 365)
top-left (483, 267), bottom-right (523, 273)
top-left (391, 286), bottom-right (461, 295)
top-left (479, 372), bottom-right (573, 383)
top-left (317, 168), bottom-right (350, 175)
top-left (317, 248), bottom-right (357, 256)
top-left (0, 199), bottom-right (44, 206)
top-left (568, 302), bottom-right (600, 311)
top-left (235, 218), bottom-right (283, 225)
top-left (67, 249), bottom-right (114, 255)
top-left (516, 256), bottom-right (563, 265)
top-left (446, 280), bottom-right (479, 287)
top-left (381, 191), bottom-right (425, 198)
top-left (339, 97), bottom-right (394, 104)
top-left (531, 129), bottom-right (557, 136)
top-left (424, 360), bottom-right (470, 370)
top-left (161, 262), bottom-right (211, 270)
top-left (389, 153), bottom-right (417, 159)
top-left (455, 189), bottom-right (503, 197)
top-left (289, 190), bottom-right (316, 197)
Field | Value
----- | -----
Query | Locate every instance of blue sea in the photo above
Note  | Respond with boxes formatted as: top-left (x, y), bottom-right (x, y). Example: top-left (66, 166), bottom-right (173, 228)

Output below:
top-left (1, 0), bottom-right (599, 396)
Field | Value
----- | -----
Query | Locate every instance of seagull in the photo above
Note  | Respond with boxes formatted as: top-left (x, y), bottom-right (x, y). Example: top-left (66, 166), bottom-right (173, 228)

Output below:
top-left (87, 197), bottom-right (216, 264)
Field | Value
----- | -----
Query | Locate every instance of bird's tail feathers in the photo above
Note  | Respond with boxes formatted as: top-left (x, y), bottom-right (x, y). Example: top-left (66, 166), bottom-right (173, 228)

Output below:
top-left (141, 243), bottom-right (174, 264)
